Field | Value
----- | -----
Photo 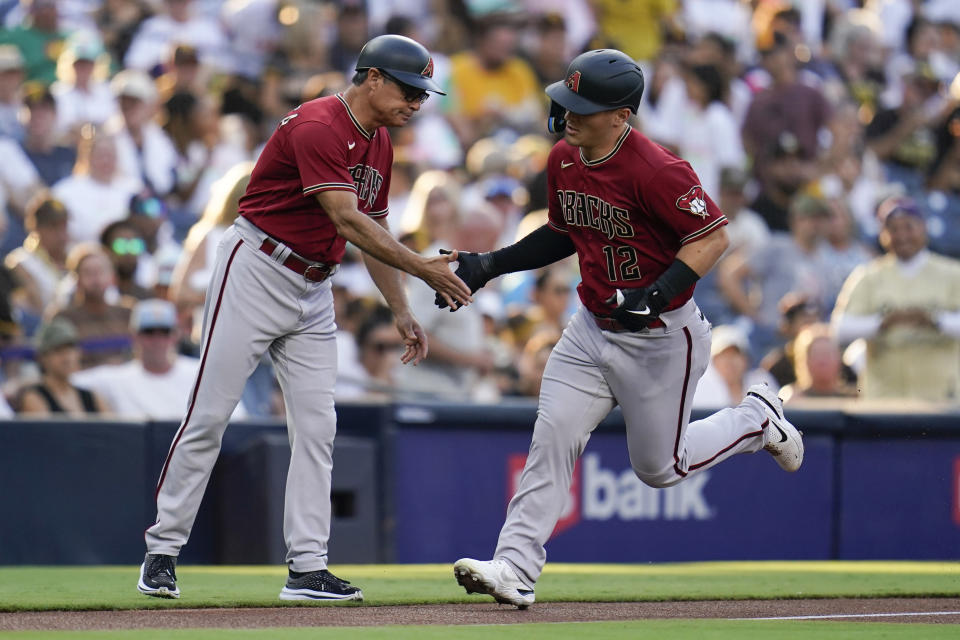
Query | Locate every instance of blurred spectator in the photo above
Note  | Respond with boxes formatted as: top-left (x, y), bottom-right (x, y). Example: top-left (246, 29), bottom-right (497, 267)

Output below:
top-left (818, 99), bottom-right (884, 241)
top-left (525, 265), bottom-right (572, 336)
top-left (0, 44), bottom-right (25, 140)
top-left (866, 62), bottom-right (949, 191)
top-left (100, 218), bottom-right (151, 300)
top-left (0, 0), bottom-right (68, 85)
top-left (20, 84), bottom-right (76, 187)
top-left (758, 291), bottom-right (823, 389)
top-left (326, 0), bottom-right (370, 77)
top-left (822, 11), bottom-right (885, 112)
top-left (107, 68), bottom-right (177, 197)
top-left (690, 166), bottom-right (769, 327)
top-left (219, 0), bottom-right (284, 81)
top-left (662, 62), bottom-right (746, 197)
top-left (819, 198), bottom-right (873, 313)
top-left (718, 194), bottom-right (831, 358)
top-left (445, 13), bottom-right (542, 146)
top-left (748, 131), bottom-right (818, 232)
top-left (589, 0), bottom-right (678, 63)
top-left (163, 91), bottom-right (250, 231)
top-left (51, 30), bottom-right (118, 136)
top-left (16, 318), bottom-right (108, 415)
top-left (741, 34), bottom-right (831, 201)
top-left (169, 161), bottom-right (253, 338)
top-left (398, 169), bottom-right (461, 252)
top-left (512, 327), bottom-right (560, 397)
top-left (123, 0), bottom-right (229, 75)
top-left (692, 324), bottom-right (773, 408)
top-left (335, 304), bottom-right (402, 400)
top-left (127, 192), bottom-right (182, 289)
top-left (72, 297), bottom-right (245, 418)
top-left (781, 323), bottom-right (857, 404)
top-left (95, 0), bottom-right (153, 69)
top-left (155, 44), bottom-right (204, 99)
top-left (51, 129), bottom-right (141, 245)
top-left (49, 243), bottom-right (133, 368)
top-left (684, 0), bottom-right (753, 65)
top-left (4, 193), bottom-right (68, 322)
top-left (928, 94), bottom-right (960, 195)
top-left (523, 12), bottom-right (569, 87)
top-left (832, 196), bottom-right (960, 402)
top-left (397, 189), bottom-right (500, 401)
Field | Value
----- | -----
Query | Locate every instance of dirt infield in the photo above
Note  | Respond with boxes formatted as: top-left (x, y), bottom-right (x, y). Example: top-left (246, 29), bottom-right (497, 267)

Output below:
top-left (2, 598), bottom-right (959, 630)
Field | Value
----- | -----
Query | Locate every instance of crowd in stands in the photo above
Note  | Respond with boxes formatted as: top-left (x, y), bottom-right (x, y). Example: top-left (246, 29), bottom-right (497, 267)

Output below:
top-left (0, 0), bottom-right (959, 419)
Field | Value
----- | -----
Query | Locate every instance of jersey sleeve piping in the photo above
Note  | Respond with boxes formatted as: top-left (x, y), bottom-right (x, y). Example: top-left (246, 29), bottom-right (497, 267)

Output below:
top-left (303, 182), bottom-right (357, 195)
top-left (547, 219), bottom-right (569, 233)
top-left (680, 216), bottom-right (727, 245)
top-left (367, 208), bottom-right (388, 218)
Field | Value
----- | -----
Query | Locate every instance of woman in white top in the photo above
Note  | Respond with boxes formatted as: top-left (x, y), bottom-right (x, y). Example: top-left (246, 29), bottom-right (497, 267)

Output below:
top-left (51, 129), bottom-right (142, 246)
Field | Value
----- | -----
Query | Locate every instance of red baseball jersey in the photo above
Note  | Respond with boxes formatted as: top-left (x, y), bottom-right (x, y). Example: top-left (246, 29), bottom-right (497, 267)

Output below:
top-left (547, 126), bottom-right (727, 316)
top-left (239, 94), bottom-right (392, 263)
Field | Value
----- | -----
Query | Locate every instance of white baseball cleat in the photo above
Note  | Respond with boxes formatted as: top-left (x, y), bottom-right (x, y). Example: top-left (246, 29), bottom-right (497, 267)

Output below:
top-left (747, 383), bottom-right (804, 472)
top-left (454, 558), bottom-right (535, 609)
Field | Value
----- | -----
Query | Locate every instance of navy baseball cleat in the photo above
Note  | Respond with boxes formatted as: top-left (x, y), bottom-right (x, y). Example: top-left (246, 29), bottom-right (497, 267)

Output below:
top-left (137, 553), bottom-right (180, 598)
top-left (454, 558), bottom-right (535, 609)
top-left (748, 383), bottom-right (804, 472)
top-left (279, 568), bottom-right (363, 601)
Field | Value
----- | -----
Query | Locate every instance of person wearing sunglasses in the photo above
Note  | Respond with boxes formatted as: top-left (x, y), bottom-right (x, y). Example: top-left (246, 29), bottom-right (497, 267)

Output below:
top-left (137, 34), bottom-right (471, 603)
top-left (100, 219), bottom-right (152, 300)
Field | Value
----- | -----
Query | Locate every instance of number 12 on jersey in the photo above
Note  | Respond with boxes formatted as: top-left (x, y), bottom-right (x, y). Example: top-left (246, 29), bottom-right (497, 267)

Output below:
top-left (602, 245), bottom-right (642, 282)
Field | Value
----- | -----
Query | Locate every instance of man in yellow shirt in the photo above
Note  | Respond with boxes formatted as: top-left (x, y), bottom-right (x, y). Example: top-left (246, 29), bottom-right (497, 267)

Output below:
top-left (445, 14), bottom-right (542, 146)
top-left (832, 197), bottom-right (960, 402)
top-left (590, 0), bottom-right (678, 63)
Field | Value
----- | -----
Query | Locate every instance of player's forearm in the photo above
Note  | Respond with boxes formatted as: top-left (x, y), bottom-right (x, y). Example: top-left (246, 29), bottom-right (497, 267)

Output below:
top-left (332, 209), bottom-right (423, 276)
top-left (487, 225), bottom-right (576, 276)
top-left (362, 252), bottom-right (410, 316)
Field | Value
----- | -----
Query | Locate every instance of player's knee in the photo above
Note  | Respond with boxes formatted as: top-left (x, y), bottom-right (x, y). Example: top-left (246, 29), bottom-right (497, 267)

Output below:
top-left (630, 462), bottom-right (683, 488)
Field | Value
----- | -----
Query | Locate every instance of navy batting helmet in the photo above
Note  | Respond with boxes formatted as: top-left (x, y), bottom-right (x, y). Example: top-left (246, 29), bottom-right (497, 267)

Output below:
top-left (545, 49), bottom-right (644, 132)
top-left (356, 35), bottom-right (445, 95)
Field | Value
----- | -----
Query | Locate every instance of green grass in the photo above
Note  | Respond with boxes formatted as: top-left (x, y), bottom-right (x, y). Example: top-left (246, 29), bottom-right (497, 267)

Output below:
top-left (1, 561), bottom-right (959, 611)
top-left (2, 621), bottom-right (960, 640)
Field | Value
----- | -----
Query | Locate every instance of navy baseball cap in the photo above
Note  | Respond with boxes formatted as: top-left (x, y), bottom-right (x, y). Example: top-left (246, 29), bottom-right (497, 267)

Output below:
top-left (876, 196), bottom-right (924, 226)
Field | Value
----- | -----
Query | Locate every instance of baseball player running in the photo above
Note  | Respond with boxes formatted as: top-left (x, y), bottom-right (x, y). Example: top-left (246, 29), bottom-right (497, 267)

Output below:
top-left (137, 35), bottom-right (471, 601)
top-left (443, 49), bottom-right (803, 608)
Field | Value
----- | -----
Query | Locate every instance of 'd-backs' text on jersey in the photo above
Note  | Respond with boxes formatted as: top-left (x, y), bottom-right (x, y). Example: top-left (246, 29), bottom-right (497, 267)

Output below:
top-left (547, 126), bottom-right (727, 315)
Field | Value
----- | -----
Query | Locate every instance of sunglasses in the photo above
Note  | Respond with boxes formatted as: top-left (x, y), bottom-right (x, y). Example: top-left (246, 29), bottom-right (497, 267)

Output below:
top-left (111, 237), bottom-right (145, 256)
top-left (139, 327), bottom-right (173, 336)
top-left (379, 69), bottom-right (429, 105)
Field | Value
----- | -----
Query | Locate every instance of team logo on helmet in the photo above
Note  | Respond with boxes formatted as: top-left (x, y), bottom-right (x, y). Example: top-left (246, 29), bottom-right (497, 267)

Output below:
top-left (676, 185), bottom-right (708, 218)
top-left (421, 57), bottom-right (434, 78)
top-left (565, 70), bottom-right (582, 93)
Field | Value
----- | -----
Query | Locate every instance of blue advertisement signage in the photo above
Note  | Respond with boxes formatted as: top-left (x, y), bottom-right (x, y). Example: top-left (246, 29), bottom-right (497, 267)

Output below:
top-left (838, 439), bottom-right (960, 559)
top-left (392, 427), bottom-right (834, 563)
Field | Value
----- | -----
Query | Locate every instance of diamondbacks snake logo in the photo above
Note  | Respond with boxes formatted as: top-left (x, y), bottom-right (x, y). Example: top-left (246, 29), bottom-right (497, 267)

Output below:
top-left (676, 185), bottom-right (708, 218)
top-left (565, 71), bottom-right (582, 93)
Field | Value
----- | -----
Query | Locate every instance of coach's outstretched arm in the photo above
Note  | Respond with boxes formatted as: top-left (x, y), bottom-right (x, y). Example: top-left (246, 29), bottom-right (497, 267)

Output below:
top-left (317, 190), bottom-right (473, 309)
top-left (435, 224), bottom-right (576, 310)
top-left (362, 216), bottom-right (430, 365)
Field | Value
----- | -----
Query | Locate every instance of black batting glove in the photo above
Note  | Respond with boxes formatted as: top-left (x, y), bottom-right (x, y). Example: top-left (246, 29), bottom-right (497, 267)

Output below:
top-left (434, 249), bottom-right (496, 310)
top-left (610, 285), bottom-right (669, 331)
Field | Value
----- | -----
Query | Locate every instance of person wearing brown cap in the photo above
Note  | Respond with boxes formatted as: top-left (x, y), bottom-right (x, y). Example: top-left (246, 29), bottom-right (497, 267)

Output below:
top-left (17, 318), bottom-right (108, 416)
top-left (832, 196), bottom-right (960, 401)
top-left (4, 192), bottom-right (70, 317)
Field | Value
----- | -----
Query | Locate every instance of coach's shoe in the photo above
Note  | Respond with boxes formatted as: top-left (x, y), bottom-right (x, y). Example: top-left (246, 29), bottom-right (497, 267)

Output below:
top-left (454, 558), bottom-right (535, 609)
top-left (279, 568), bottom-right (363, 601)
top-left (747, 383), bottom-right (804, 472)
top-left (137, 553), bottom-right (180, 598)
